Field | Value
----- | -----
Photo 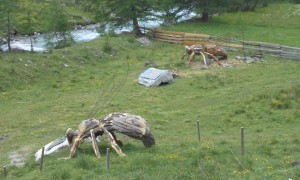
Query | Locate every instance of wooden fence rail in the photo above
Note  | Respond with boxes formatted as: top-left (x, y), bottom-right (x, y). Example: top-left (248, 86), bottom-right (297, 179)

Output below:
top-left (140, 27), bottom-right (300, 60)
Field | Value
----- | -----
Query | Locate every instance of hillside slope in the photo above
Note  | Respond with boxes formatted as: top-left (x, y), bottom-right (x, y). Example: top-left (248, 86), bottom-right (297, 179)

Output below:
top-left (0, 2), bottom-right (299, 179)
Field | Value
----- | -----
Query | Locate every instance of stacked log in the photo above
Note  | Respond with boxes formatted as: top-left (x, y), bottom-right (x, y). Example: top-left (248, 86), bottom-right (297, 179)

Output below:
top-left (139, 26), bottom-right (300, 60)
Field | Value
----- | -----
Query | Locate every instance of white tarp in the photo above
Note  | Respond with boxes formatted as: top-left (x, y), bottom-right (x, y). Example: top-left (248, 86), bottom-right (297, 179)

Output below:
top-left (35, 136), bottom-right (101, 161)
top-left (138, 68), bottom-right (174, 87)
top-left (35, 137), bottom-right (69, 161)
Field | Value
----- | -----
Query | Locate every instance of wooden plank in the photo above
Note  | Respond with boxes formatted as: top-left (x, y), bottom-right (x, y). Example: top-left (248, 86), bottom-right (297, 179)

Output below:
top-left (155, 38), bottom-right (181, 43)
top-left (183, 37), bottom-right (207, 41)
top-left (243, 41), bottom-right (281, 49)
top-left (153, 29), bottom-right (185, 35)
top-left (214, 42), bottom-right (244, 48)
top-left (182, 40), bottom-right (243, 48)
top-left (154, 36), bottom-right (182, 41)
top-left (280, 51), bottom-right (300, 56)
top-left (279, 54), bottom-right (300, 60)
top-left (153, 35), bottom-right (183, 42)
top-left (90, 129), bottom-right (101, 158)
top-left (154, 38), bottom-right (182, 43)
top-left (147, 28), bottom-right (300, 55)
top-left (243, 46), bottom-right (282, 53)
top-left (138, 26), bottom-right (154, 32)
top-left (184, 33), bottom-right (211, 38)
top-left (154, 33), bottom-right (182, 38)
top-left (182, 41), bottom-right (209, 45)
top-left (280, 45), bottom-right (300, 51)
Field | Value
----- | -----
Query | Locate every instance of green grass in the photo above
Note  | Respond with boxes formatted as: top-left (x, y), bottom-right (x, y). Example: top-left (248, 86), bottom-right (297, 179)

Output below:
top-left (0, 2), bottom-right (300, 179)
top-left (165, 3), bottom-right (300, 46)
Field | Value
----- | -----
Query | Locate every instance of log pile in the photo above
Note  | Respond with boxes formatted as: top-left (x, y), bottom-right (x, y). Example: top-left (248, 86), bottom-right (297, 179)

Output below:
top-left (140, 27), bottom-right (300, 60)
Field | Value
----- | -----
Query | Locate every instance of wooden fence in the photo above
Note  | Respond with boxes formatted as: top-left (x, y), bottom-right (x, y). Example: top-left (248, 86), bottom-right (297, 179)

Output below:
top-left (140, 27), bottom-right (300, 60)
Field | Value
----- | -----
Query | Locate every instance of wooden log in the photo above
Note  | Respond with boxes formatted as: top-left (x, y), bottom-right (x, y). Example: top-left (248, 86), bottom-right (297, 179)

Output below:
top-left (146, 27), bottom-right (300, 57)
top-left (243, 47), bottom-right (300, 57)
top-left (183, 38), bottom-right (208, 43)
top-left (280, 51), bottom-right (300, 56)
top-left (182, 41), bottom-right (208, 45)
top-left (101, 112), bottom-right (155, 148)
top-left (280, 45), bottom-right (300, 51)
top-left (104, 119), bottom-right (146, 137)
top-left (243, 41), bottom-right (282, 49)
top-left (138, 26), bottom-right (154, 32)
top-left (153, 34), bottom-right (183, 39)
top-left (154, 38), bottom-right (181, 43)
top-left (279, 54), bottom-right (300, 60)
top-left (153, 29), bottom-right (185, 35)
top-left (154, 31), bottom-right (183, 36)
top-left (184, 33), bottom-right (211, 38)
top-left (90, 129), bottom-right (101, 158)
top-left (154, 33), bottom-right (182, 37)
top-left (153, 37), bottom-right (182, 43)
top-left (215, 42), bottom-right (243, 48)
top-left (101, 127), bottom-right (126, 156)
top-left (243, 46), bottom-right (282, 54)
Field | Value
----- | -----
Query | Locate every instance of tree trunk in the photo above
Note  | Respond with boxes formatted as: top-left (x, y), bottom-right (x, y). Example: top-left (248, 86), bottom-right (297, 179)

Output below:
top-left (202, 0), bottom-right (209, 22)
top-left (132, 17), bottom-right (143, 37)
top-left (131, 6), bottom-right (143, 37)
top-left (251, 0), bottom-right (259, 11)
top-left (27, 12), bottom-right (34, 52)
top-left (30, 36), bottom-right (34, 52)
top-left (7, 11), bottom-right (11, 52)
top-left (202, 12), bottom-right (209, 22)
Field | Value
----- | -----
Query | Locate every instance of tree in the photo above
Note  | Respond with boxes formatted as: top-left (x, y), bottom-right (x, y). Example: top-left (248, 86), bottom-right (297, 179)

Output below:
top-left (153, 0), bottom-right (199, 26)
top-left (16, 0), bottom-right (41, 52)
top-left (241, 0), bottom-right (260, 11)
top-left (43, 0), bottom-right (74, 49)
top-left (0, 0), bottom-right (20, 52)
top-left (192, 0), bottom-right (267, 22)
top-left (93, 0), bottom-right (154, 36)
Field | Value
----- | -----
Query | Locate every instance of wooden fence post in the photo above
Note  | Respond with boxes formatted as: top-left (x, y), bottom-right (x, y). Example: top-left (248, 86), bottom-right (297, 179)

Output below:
top-left (40, 147), bottom-right (45, 172)
top-left (197, 120), bottom-right (200, 142)
top-left (106, 148), bottom-right (110, 170)
top-left (241, 127), bottom-right (244, 156)
top-left (2, 166), bottom-right (6, 178)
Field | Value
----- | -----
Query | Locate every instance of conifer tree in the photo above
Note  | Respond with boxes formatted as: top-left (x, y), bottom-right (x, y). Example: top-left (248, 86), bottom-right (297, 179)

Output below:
top-left (17, 0), bottom-right (41, 52)
top-left (44, 0), bottom-right (74, 49)
top-left (0, 0), bottom-right (20, 51)
top-left (94, 0), bottom-right (154, 36)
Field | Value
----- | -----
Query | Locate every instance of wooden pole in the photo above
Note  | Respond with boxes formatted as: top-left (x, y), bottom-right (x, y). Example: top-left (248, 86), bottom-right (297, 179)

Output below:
top-left (106, 148), bottom-right (110, 170)
top-left (2, 166), bottom-right (6, 178)
top-left (197, 120), bottom-right (200, 142)
top-left (241, 127), bottom-right (244, 156)
top-left (40, 147), bottom-right (45, 171)
top-left (90, 129), bottom-right (101, 158)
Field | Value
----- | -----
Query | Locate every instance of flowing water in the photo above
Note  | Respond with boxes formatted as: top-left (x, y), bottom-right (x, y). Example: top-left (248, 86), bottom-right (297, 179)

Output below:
top-left (0, 12), bottom-right (195, 52)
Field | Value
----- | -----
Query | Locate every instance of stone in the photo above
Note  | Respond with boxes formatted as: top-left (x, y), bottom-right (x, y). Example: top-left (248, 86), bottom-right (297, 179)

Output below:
top-left (137, 37), bottom-right (152, 46)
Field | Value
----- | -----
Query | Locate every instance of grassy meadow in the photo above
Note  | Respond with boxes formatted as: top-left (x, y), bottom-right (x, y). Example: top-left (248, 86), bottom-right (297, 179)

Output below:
top-left (0, 2), bottom-right (300, 180)
top-left (166, 3), bottom-right (300, 47)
